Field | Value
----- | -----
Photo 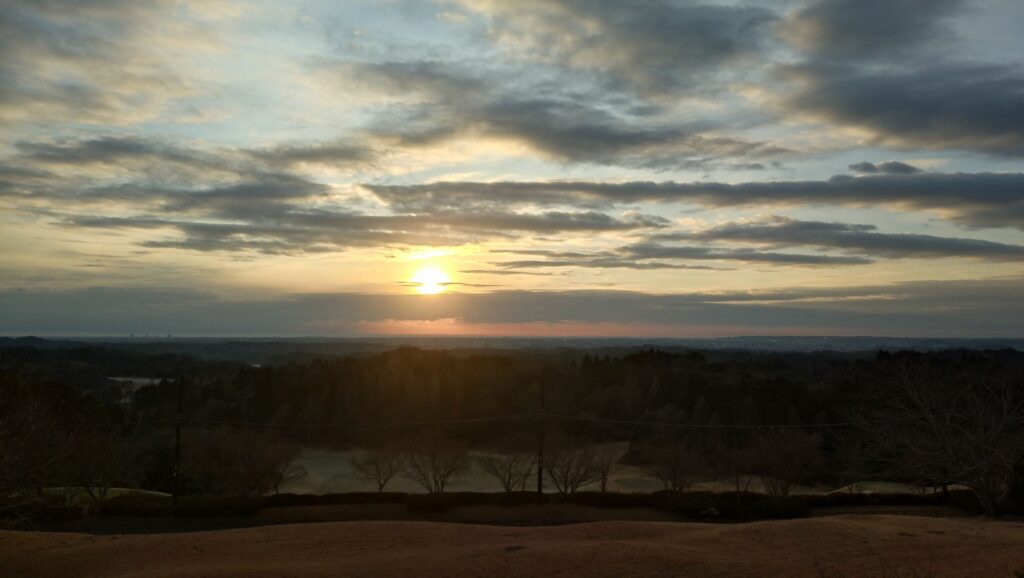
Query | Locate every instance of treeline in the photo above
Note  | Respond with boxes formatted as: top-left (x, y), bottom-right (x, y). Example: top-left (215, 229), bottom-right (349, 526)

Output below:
top-left (2, 346), bottom-right (1024, 516)
top-left (129, 348), bottom-right (860, 439)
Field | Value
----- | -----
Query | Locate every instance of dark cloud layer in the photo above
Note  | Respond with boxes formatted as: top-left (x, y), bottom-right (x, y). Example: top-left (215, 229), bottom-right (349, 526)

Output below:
top-left (3, 277), bottom-right (1021, 336)
top-left (57, 208), bottom-right (668, 255)
top-left (622, 243), bottom-right (872, 266)
top-left (785, 0), bottom-right (962, 61)
top-left (365, 172), bottom-right (1024, 230)
top-left (460, 0), bottom-right (778, 95)
top-left (489, 245), bottom-right (867, 269)
top-left (5, 133), bottom-right (1023, 262)
top-left (663, 216), bottom-right (1024, 260)
top-left (848, 161), bottom-right (921, 175)
top-left (320, 58), bottom-right (783, 170)
top-left (786, 62), bottom-right (1024, 155)
top-left (494, 258), bottom-right (722, 271)
top-left (782, 0), bottom-right (1024, 156)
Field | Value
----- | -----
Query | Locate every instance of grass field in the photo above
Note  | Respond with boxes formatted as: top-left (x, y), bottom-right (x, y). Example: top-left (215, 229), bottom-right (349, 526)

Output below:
top-left (3, 515), bottom-right (1024, 577)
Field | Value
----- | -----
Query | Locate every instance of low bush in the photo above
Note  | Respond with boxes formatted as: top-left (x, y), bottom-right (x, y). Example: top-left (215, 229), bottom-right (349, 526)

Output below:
top-left (449, 491), bottom-right (537, 507)
top-left (99, 494), bottom-right (171, 516)
top-left (100, 494), bottom-right (261, 517)
top-left (649, 491), bottom-right (809, 520)
top-left (560, 491), bottom-right (652, 509)
top-left (261, 493), bottom-right (319, 508)
top-left (321, 492), bottom-right (408, 505)
top-left (406, 493), bottom-right (456, 513)
top-left (175, 496), bottom-right (262, 517)
top-left (803, 489), bottom-right (981, 512)
top-left (263, 492), bottom-right (408, 508)
top-left (650, 490), bottom-right (716, 512)
top-left (729, 495), bottom-right (808, 520)
top-left (0, 499), bottom-right (84, 524)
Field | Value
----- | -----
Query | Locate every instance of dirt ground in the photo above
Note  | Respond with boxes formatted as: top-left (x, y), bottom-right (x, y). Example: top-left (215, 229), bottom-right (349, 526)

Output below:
top-left (2, 515), bottom-right (1023, 577)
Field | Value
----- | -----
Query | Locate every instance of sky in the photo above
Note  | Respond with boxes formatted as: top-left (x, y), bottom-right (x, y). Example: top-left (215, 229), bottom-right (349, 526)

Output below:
top-left (1, 0), bottom-right (1023, 337)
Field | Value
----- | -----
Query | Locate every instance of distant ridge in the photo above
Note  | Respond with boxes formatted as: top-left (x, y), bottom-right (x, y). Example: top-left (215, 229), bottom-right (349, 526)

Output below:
top-left (2, 335), bottom-right (1021, 363)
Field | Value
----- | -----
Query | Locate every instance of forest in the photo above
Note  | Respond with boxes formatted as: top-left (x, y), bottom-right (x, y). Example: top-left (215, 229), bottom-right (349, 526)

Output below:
top-left (2, 342), bottom-right (1023, 518)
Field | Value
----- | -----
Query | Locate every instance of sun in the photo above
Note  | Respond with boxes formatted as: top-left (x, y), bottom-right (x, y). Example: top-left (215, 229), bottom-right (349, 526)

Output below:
top-left (410, 266), bottom-right (450, 294)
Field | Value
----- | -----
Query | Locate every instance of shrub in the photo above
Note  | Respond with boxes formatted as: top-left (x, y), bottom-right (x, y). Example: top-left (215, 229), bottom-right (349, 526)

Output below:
top-left (269, 492), bottom-right (408, 507)
top-left (99, 494), bottom-right (261, 517)
top-left (561, 491), bottom-right (651, 509)
top-left (99, 494), bottom-right (172, 516)
top-left (0, 499), bottom-right (84, 524)
top-left (407, 492), bottom-right (455, 513)
top-left (447, 491), bottom-right (537, 507)
top-left (175, 496), bottom-right (262, 517)
top-left (735, 495), bottom-right (808, 520)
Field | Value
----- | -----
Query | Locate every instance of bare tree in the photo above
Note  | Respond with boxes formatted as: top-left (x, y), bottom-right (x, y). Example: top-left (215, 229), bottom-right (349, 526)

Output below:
top-left (402, 431), bottom-right (470, 493)
top-left (0, 381), bottom-right (73, 501)
top-left (643, 440), bottom-right (706, 494)
top-left (833, 436), bottom-right (880, 494)
top-left (476, 452), bottom-right (535, 493)
top-left (64, 433), bottom-right (144, 504)
top-left (860, 356), bottom-right (1024, 516)
top-left (348, 447), bottom-right (404, 492)
top-left (273, 460), bottom-right (307, 494)
top-left (591, 445), bottom-right (620, 493)
top-left (184, 428), bottom-right (301, 496)
top-left (750, 430), bottom-right (823, 498)
top-left (544, 433), bottom-right (600, 495)
top-left (715, 443), bottom-right (759, 498)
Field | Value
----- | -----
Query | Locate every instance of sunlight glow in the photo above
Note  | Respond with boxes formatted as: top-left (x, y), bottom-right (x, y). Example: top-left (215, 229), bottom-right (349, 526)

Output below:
top-left (410, 266), bottom-right (450, 294)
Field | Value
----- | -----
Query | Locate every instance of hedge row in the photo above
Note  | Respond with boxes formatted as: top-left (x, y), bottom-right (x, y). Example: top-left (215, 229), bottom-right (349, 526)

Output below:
top-left (0, 500), bottom-right (84, 524)
top-left (75, 488), bottom-right (988, 519)
top-left (262, 492), bottom-right (409, 507)
top-left (99, 494), bottom-right (262, 517)
top-left (265, 488), bottom-right (981, 515)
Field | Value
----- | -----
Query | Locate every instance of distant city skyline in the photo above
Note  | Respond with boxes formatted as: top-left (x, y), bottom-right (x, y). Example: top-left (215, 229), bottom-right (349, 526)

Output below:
top-left (2, 0), bottom-right (1023, 337)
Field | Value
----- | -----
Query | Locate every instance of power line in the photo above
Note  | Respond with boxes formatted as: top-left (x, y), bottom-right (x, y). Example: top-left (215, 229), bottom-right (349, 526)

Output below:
top-left (159, 413), bottom-right (912, 430)
top-left (179, 414), bottom-right (538, 428)
top-left (543, 413), bottom-right (894, 430)
top-left (87, 412), bottom-right (924, 431)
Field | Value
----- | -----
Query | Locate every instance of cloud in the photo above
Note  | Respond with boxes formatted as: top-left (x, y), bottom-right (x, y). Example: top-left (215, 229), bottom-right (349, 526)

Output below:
top-left (489, 245), bottom-right (860, 268)
top-left (783, 0), bottom-right (962, 61)
top-left (0, 0), bottom-right (219, 127)
top-left (494, 258), bottom-right (723, 271)
top-left (363, 171), bottom-right (1024, 230)
top-left (621, 243), bottom-right (872, 266)
top-left (664, 216), bottom-right (1024, 260)
top-left (15, 136), bottom-right (204, 166)
top-left (779, 0), bottom-right (1024, 156)
top-left (317, 59), bottom-right (783, 170)
top-left (247, 141), bottom-right (378, 169)
top-left (4, 276), bottom-right (1022, 336)
top-left (456, 0), bottom-right (778, 95)
top-left (314, 59), bottom-right (489, 105)
top-left (848, 161), bottom-right (922, 175)
top-left (12, 135), bottom-right (376, 177)
top-left (784, 62), bottom-right (1024, 156)
top-left (459, 269), bottom-right (556, 277)
top-left (57, 208), bottom-right (668, 255)
top-left (2, 135), bottom-right (675, 255)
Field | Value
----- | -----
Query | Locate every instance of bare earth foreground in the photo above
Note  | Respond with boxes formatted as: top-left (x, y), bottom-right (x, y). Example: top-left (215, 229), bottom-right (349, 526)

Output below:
top-left (3, 516), bottom-right (1024, 578)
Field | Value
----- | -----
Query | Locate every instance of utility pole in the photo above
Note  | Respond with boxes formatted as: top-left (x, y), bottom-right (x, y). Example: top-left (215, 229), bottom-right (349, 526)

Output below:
top-left (172, 376), bottom-right (184, 510)
top-left (536, 381), bottom-right (545, 505)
